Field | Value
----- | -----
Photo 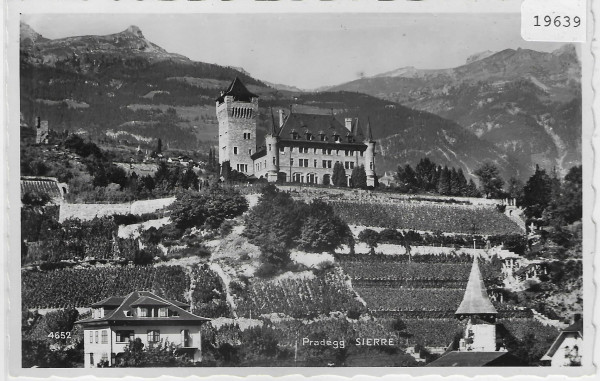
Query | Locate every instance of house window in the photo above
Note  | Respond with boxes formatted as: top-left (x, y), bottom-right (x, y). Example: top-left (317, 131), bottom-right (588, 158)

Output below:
top-left (233, 147), bottom-right (238, 155)
top-left (159, 307), bottom-right (168, 317)
top-left (280, 146), bottom-right (285, 154)
top-left (147, 330), bottom-right (160, 343)
top-left (95, 331), bottom-right (99, 343)
top-left (90, 353), bottom-right (94, 366)
top-left (89, 331), bottom-right (93, 343)
top-left (101, 353), bottom-right (108, 363)
top-left (116, 331), bottom-right (135, 343)
top-left (344, 162), bottom-right (350, 169)
top-left (181, 329), bottom-right (191, 347)
top-left (101, 330), bottom-right (108, 344)
top-left (139, 307), bottom-right (148, 317)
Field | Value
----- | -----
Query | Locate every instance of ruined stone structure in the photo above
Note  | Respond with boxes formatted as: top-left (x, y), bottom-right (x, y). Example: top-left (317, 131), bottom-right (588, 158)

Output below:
top-left (216, 78), bottom-right (377, 186)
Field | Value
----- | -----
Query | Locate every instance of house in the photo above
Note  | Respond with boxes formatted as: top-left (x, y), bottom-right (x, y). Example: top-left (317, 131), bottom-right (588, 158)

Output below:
top-left (20, 176), bottom-right (68, 204)
top-left (428, 256), bottom-right (524, 367)
top-left (75, 291), bottom-right (210, 368)
top-left (217, 77), bottom-right (377, 186)
top-left (541, 317), bottom-right (583, 367)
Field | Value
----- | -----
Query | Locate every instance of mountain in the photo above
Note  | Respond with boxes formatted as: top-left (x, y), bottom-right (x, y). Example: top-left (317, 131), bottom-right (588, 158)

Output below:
top-left (327, 46), bottom-right (582, 177)
top-left (20, 23), bottom-right (529, 180)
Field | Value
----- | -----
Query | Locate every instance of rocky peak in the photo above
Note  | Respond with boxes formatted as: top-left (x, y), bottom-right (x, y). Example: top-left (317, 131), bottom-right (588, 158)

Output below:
top-left (465, 50), bottom-right (495, 64)
top-left (20, 22), bottom-right (47, 45)
top-left (122, 25), bottom-right (144, 39)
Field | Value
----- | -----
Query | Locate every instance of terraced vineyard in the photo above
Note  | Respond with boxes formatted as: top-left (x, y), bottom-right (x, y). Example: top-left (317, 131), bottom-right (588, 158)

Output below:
top-left (330, 201), bottom-right (522, 235)
top-left (236, 271), bottom-right (365, 318)
top-left (22, 265), bottom-right (190, 309)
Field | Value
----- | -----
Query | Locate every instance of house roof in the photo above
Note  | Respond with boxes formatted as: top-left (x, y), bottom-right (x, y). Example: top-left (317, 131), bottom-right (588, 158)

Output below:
top-left (76, 291), bottom-right (210, 326)
top-left (426, 351), bottom-right (524, 367)
top-left (455, 256), bottom-right (497, 316)
top-left (276, 112), bottom-right (367, 146)
top-left (21, 176), bottom-right (64, 200)
top-left (216, 77), bottom-right (258, 103)
top-left (541, 319), bottom-right (583, 361)
top-left (90, 296), bottom-right (125, 308)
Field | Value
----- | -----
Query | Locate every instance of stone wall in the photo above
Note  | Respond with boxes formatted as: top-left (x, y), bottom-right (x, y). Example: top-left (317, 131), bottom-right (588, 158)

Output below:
top-left (59, 197), bottom-right (176, 222)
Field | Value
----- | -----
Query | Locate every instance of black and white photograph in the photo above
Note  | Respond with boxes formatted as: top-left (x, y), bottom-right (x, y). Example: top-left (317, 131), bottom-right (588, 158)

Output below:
top-left (7, 3), bottom-right (594, 376)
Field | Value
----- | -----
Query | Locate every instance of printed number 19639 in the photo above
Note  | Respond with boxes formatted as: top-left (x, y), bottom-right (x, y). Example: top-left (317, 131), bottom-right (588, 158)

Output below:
top-left (534, 16), bottom-right (581, 27)
top-left (47, 332), bottom-right (71, 339)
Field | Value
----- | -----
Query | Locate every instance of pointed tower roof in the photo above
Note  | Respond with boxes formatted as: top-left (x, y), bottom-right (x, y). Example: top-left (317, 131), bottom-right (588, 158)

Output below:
top-left (365, 117), bottom-right (374, 142)
top-left (216, 77), bottom-right (258, 103)
top-left (269, 108), bottom-right (279, 136)
top-left (353, 118), bottom-right (366, 141)
top-left (455, 256), bottom-right (497, 316)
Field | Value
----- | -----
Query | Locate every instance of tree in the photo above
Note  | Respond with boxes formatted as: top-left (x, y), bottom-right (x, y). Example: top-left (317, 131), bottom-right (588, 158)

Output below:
top-left (466, 179), bottom-right (480, 197)
top-left (449, 168), bottom-right (461, 196)
top-left (415, 158), bottom-right (437, 191)
top-left (156, 138), bottom-right (163, 154)
top-left (474, 162), bottom-right (504, 198)
top-left (437, 166), bottom-right (451, 195)
top-left (396, 164), bottom-right (418, 193)
top-left (351, 165), bottom-right (368, 189)
top-left (332, 162), bottom-right (347, 187)
top-left (169, 188), bottom-right (248, 230)
top-left (456, 168), bottom-right (469, 196)
top-left (297, 201), bottom-right (353, 253)
top-left (522, 165), bottom-right (552, 220)
top-left (506, 177), bottom-right (524, 201)
top-left (358, 229), bottom-right (380, 254)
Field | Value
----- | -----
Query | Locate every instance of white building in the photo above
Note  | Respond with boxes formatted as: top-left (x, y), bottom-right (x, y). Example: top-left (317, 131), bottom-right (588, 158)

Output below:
top-left (76, 291), bottom-right (210, 368)
top-left (541, 318), bottom-right (583, 367)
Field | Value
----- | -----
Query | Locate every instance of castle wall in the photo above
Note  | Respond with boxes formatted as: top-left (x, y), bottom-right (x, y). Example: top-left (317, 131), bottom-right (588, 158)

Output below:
top-left (59, 197), bottom-right (175, 222)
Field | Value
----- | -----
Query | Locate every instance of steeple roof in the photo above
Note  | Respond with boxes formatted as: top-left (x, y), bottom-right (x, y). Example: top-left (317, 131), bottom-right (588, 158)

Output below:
top-left (455, 256), bottom-right (497, 316)
top-left (353, 118), bottom-right (366, 141)
top-left (216, 77), bottom-right (258, 103)
top-left (367, 118), bottom-right (375, 142)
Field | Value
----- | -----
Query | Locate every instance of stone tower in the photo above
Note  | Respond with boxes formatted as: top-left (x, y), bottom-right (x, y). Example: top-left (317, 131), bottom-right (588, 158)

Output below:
top-left (264, 109), bottom-right (280, 182)
top-left (35, 117), bottom-right (49, 144)
top-left (364, 119), bottom-right (376, 187)
top-left (216, 77), bottom-right (258, 176)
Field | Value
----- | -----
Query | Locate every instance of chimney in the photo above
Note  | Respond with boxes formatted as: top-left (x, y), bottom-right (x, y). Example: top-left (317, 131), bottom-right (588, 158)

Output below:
top-left (345, 118), bottom-right (352, 131)
top-left (279, 109), bottom-right (284, 128)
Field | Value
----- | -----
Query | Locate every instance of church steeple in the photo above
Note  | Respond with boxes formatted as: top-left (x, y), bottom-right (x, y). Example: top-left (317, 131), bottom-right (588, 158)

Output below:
top-left (455, 256), bottom-right (497, 319)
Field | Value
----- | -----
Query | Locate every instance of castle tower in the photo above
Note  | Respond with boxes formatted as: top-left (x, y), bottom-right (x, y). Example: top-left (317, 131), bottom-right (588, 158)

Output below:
top-left (265, 109), bottom-right (280, 182)
top-left (35, 117), bottom-right (49, 144)
top-left (216, 77), bottom-right (258, 176)
top-left (364, 119), bottom-right (376, 187)
top-left (455, 256), bottom-right (498, 352)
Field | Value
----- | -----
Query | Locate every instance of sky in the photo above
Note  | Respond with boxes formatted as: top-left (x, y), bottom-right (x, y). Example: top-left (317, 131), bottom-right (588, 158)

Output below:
top-left (22, 13), bottom-right (568, 90)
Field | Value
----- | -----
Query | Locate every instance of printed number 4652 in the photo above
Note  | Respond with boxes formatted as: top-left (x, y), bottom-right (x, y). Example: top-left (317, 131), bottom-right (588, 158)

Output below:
top-left (48, 332), bottom-right (71, 339)
top-left (534, 15), bottom-right (581, 27)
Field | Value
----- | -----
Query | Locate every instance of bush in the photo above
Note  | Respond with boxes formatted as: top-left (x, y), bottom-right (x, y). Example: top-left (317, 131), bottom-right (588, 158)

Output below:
top-left (170, 188), bottom-right (248, 229)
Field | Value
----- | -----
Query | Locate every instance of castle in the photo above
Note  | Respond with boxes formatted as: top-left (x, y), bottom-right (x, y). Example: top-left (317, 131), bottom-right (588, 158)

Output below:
top-left (216, 78), bottom-right (377, 186)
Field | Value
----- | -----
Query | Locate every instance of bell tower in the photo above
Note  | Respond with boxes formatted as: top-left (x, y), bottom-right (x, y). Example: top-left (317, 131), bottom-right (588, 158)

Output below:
top-left (216, 77), bottom-right (258, 175)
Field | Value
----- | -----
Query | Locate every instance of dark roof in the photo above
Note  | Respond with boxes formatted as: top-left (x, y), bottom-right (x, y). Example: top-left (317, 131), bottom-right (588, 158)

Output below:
top-left (426, 351), bottom-right (524, 367)
top-left (353, 118), bottom-right (366, 142)
top-left (216, 77), bottom-right (258, 103)
top-left (76, 291), bottom-right (210, 326)
top-left (90, 296), bottom-right (125, 308)
top-left (277, 112), bottom-right (366, 145)
top-left (564, 319), bottom-right (583, 333)
top-left (130, 296), bottom-right (171, 307)
top-left (21, 176), bottom-right (64, 200)
top-left (455, 257), bottom-right (497, 316)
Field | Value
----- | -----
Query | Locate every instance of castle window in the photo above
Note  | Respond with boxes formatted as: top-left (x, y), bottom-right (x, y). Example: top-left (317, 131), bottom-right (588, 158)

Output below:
top-left (314, 159), bottom-right (317, 167)
top-left (336, 150), bottom-right (340, 155)
top-left (313, 148), bottom-right (317, 154)
top-left (248, 149), bottom-right (252, 155)
top-left (90, 353), bottom-right (94, 366)
top-left (327, 149), bottom-right (332, 155)
top-left (360, 151), bottom-right (363, 157)
top-left (268, 144), bottom-right (272, 151)
top-left (280, 147), bottom-right (285, 153)
top-left (89, 331), bottom-right (93, 343)
top-left (139, 307), bottom-right (148, 317)
top-left (322, 149), bottom-right (326, 155)
top-left (95, 331), bottom-right (99, 343)
top-left (159, 307), bottom-right (168, 317)
top-left (345, 162), bottom-right (350, 169)
top-left (350, 162), bottom-right (355, 169)
top-left (233, 147), bottom-right (238, 155)
top-left (290, 158), bottom-right (294, 166)
top-left (116, 331), bottom-right (134, 343)
top-left (101, 330), bottom-right (108, 344)
top-left (370, 162), bottom-right (374, 170)
top-left (322, 160), bottom-right (326, 168)
top-left (273, 157), bottom-right (276, 165)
